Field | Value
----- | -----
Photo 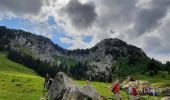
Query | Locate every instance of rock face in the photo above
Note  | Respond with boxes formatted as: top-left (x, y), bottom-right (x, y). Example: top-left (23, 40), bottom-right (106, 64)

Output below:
top-left (47, 72), bottom-right (101, 100)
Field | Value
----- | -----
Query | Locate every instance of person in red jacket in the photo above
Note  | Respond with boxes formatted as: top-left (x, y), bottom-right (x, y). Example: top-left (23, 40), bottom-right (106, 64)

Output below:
top-left (112, 80), bottom-right (122, 100)
top-left (128, 84), bottom-right (138, 100)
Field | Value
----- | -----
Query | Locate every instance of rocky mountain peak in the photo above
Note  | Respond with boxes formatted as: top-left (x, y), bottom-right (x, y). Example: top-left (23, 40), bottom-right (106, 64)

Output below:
top-left (96, 38), bottom-right (127, 47)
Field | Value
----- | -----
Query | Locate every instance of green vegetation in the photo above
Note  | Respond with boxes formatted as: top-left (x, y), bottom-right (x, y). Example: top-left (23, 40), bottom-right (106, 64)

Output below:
top-left (0, 52), bottom-right (44, 100)
top-left (7, 49), bottom-right (90, 80)
top-left (54, 56), bottom-right (77, 67)
top-left (134, 73), bottom-right (170, 87)
top-left (77, 81), bottom-right (115, 99)
top-left (110, 55), bottom-right (169, 82)
top-left (112, 56), bottom-right (149, 78)
top-left (0, 52), bottom-right (169, 100)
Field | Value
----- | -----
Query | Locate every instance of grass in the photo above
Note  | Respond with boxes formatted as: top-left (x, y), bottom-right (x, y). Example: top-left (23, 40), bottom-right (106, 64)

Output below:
top-left (0, 52), bottom-right (169, 100)
top-left (134, 73), bottom-right (170, 87)
top-left (76, 81), bottom-right (127, 99)
top-left (76, 81), bottom-right (163, 100)
top-left (0, 52), bottom-right (44, 100)
top-left (77, 81), bottom-right (114, 99)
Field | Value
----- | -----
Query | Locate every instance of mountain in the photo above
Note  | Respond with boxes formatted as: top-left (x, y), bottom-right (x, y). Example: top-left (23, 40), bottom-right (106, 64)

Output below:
top-left (0, 26), bottom-right (165, 82)
top-left (69, 38), bottom-right (146, 62)
top-left (0, 26), bottom-right (66, 62)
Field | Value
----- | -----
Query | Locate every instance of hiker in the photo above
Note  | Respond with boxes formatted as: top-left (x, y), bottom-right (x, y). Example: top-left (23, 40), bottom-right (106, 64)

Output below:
top-left (143, 85), bottom-right (150, 94)
top-left (129, 76), bottom-right (135, 81)
top-left (47, 78), bottom-right (53, 90)
top-left (111, 80), bottom-right (122, 100)
top-left (137, 81), bottom-right (143, 95)
top-left (44, 73), bottom-right (50, 89)
top-left (128, 84), bottom-right (138, 100)
top-left (150, 87), bottom-right (157, 96)
top-left (86, 80), bottom-right (90, 85)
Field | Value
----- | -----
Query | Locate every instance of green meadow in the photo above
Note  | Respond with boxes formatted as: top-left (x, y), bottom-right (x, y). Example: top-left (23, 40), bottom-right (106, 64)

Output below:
top-left (0, 53), bottom-right (44, 100)
top-left (0, 52), bottom-right (169, 100)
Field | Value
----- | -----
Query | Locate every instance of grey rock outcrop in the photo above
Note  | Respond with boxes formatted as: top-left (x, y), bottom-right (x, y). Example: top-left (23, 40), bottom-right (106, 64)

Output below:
top-left (47, 72), bottom-right (101, 100)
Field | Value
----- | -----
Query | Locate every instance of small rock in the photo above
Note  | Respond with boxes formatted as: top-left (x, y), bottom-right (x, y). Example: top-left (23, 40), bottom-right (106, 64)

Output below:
top-left (161, 96), bottom-right (170, 100)
top-left (163, 88), bottom-right (170, 96)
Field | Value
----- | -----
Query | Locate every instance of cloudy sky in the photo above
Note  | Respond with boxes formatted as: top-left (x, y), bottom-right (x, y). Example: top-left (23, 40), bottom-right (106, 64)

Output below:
top-left (0, 0), bottom-right (170, 63)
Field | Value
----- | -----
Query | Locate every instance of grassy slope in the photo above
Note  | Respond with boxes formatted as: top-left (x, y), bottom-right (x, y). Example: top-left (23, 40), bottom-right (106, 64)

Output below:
top-left (0, 52), bottom-right (44, 100)
top-left (134, 73), bottom-right (170, 87)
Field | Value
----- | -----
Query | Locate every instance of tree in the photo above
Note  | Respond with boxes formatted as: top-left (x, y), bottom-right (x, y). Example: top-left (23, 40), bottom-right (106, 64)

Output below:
top-left (165, 61), bottom-right (170, 74)
top-left (148, 59), bottom-right (163, 75)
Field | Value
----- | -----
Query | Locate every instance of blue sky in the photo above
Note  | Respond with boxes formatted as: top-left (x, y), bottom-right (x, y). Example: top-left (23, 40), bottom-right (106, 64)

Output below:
top-left (0, 18), bottom-right (67, 49)
top-left (0, 17), bottom-right (93, 49)
top-left (0, 18), bottom-right (31, 30)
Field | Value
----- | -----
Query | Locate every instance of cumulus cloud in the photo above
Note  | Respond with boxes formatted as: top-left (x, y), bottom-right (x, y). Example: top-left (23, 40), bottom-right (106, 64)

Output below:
top-left (29, 21), bottom-right (54, 39)
top-left (54, 0), bottom-right (138, 48)
top-left (131, 10), bottom-right (170, 63)
top-left (0, 0), bottom-right (47, 19)
top-left (61, 0), bottom-right (97, 29)
top-left (95, 0), bottom-right (137, 29)
top-left (60, 36), bottom-right (94, 49)
top-left (0, 0), bottom-right (42, 14)
top-left (133, 0), bottom-right (170, 36)
top-left (150, 13), bottom-right (170, 54)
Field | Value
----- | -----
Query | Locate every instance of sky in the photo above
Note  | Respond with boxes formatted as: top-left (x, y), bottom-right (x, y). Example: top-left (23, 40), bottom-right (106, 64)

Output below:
top-left (0, 0), bottom-right (170, 63)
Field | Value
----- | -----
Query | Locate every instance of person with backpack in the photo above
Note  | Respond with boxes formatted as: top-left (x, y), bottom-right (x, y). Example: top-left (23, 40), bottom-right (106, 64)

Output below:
top-left (111, 80), bottom-right (122, 100)
top-left (47, 78), bottom-right (53, 90)
top-left (150, 87), bottom-right (157, 96)
top-left (128, 84), bottom-right (138, 100)
top-left (44, 73), bottom-right (50, 89)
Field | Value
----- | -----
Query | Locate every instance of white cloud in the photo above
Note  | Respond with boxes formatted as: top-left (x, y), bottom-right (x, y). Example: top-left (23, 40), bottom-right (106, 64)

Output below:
top-left (59, 36), bottom-right (94, 49)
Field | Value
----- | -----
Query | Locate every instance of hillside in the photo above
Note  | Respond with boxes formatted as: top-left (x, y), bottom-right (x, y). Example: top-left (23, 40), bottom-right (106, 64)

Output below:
top-left (0, 52), bottom-right (169, 100)
top-left (0, 52), bottom-right (44, 100)
top-left (0, 26), bottom-right (169, 82)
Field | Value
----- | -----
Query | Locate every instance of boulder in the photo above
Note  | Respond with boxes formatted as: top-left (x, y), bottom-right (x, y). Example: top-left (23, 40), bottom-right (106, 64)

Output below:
top-left (161, 96), bottom-right (170, 100)
top-left (82, 85), bottom-right (101, 100)
top-left (47, 72), bottom-right (101, 100)
top-left (163, 88), bottom-right (170, 96)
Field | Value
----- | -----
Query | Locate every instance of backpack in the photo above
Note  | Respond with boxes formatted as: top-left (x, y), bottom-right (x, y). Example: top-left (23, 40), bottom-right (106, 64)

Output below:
top-left (132, 87), bottom-right (138, 96)
top-left (112, 83), bottom-right (120, 94)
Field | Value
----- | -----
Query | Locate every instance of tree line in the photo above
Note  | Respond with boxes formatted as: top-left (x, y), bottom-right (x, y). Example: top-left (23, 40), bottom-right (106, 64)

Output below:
top-left (5, 49), bottom-right (170, 82)
top-left (7, 50), bottom-right (89, 79)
